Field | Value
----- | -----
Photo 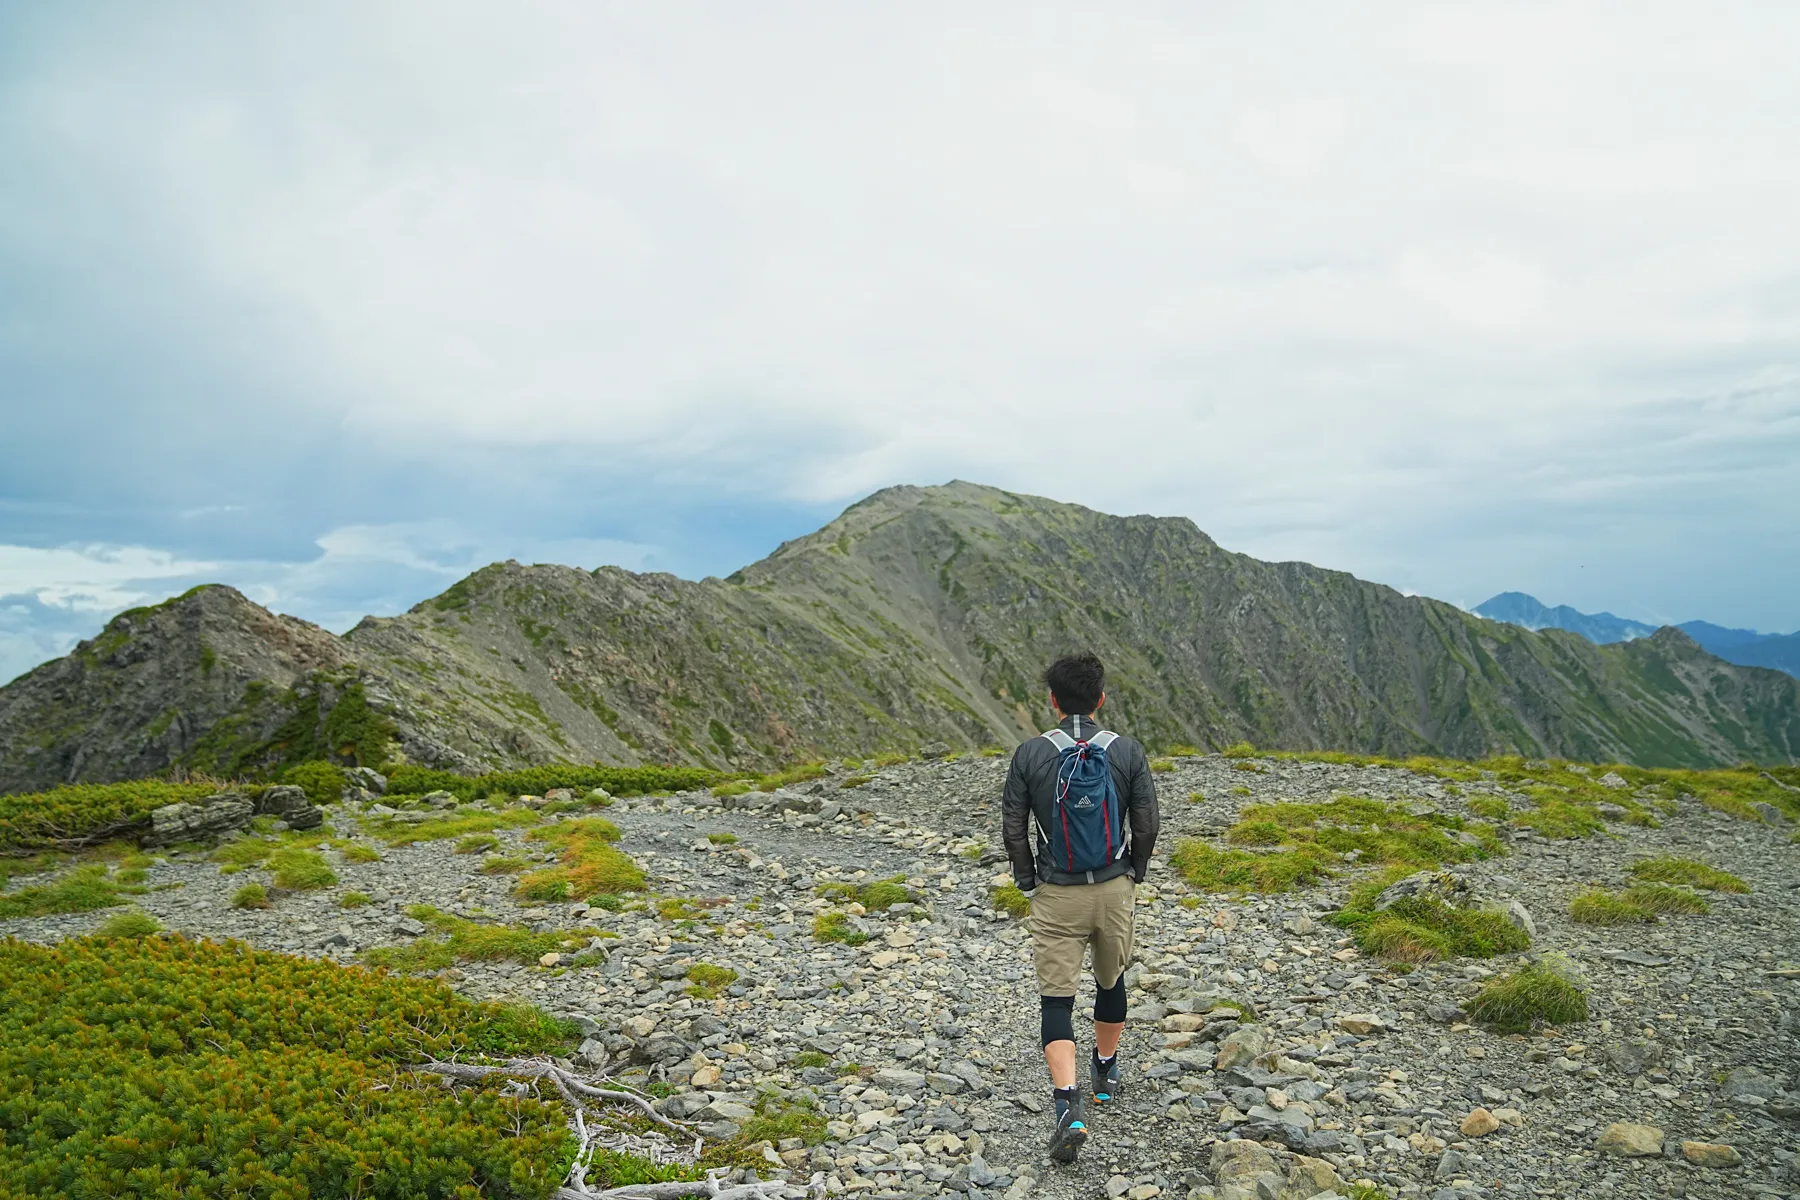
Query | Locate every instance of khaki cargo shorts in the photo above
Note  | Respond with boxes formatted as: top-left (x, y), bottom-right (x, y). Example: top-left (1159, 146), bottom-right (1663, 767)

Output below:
top-left (1028, 873), bottom-right (1135, 996)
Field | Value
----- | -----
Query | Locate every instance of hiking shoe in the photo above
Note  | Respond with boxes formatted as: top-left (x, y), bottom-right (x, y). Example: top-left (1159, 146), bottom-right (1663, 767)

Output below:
top-left (1091, 1052), bottom-right (1122, 1104)
top-left (1048, 1089), bottom-right (1088, 1164)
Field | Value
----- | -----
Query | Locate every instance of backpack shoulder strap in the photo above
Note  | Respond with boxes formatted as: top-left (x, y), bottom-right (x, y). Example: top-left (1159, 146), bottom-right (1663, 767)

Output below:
top-left (1041, 729), bottom-right (1078, 752)
top-left (1087, 730), bottom-right (1119, 751)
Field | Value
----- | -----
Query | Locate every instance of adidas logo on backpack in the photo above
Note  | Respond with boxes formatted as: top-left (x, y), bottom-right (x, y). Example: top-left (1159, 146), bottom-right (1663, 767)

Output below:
top-left (1042, 724), bottom-right (1126, 877)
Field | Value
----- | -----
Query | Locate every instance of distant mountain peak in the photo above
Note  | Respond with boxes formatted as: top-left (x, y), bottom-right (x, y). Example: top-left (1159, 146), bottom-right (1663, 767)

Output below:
top-left (1473, 592), bottom-right (1658, 644)
top-left (1475, 592), bottom-right (1799, 679)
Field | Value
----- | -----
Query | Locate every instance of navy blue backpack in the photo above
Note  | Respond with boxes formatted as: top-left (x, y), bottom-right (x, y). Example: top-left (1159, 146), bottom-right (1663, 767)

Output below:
top-left (1042, 725), bottom-right (1125, 875)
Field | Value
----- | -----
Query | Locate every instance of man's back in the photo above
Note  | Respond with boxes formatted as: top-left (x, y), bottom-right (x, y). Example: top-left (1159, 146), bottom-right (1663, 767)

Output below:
top-left (1003, 713), bottom-right (1160, 890)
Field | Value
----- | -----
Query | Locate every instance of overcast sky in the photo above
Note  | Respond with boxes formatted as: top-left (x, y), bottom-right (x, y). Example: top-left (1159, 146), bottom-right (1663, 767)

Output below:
top-left (4, 2), bottom-right (1799, 684)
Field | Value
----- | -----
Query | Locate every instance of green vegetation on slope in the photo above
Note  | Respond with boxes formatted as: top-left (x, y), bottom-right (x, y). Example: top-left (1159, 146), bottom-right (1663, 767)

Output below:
top-left (384, 764), bottom-right (721, 801)
top-left (0, 781), bottom-right (228, 851)
top-left (0, 933), bottom-right (576, 1198)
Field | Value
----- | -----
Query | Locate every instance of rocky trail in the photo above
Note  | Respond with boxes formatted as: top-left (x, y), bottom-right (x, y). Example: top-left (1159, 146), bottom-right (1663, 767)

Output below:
top-left (5, 753), bottom-right (1798, 1200)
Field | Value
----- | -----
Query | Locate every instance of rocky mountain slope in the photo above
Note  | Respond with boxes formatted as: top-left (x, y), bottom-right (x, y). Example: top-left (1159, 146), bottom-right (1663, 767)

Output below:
top-left (0, 584), bottom-right (358, 792)
top-left (4, 751), bottom-right (1797, 1200)
top-left (5, 482), bottom-right (1800, 793)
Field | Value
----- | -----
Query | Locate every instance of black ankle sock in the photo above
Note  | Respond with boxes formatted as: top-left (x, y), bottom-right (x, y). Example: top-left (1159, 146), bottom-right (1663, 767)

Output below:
top-left (1052, 1086), bottom-right (1076, 1102)
top-left (1095, 1052), bottom-right (1116, 1067)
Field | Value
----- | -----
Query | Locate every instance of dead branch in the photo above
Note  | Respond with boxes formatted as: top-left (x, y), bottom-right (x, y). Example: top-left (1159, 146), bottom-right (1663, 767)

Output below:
top-left (553, 1168), bottom-right (826, 1200)
top-left (409, 1057), bottom-right (692, 1135)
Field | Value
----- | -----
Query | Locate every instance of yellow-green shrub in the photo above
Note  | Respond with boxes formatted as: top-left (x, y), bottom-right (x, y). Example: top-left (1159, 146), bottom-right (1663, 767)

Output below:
top-left (515, 819), bottom-right (643, 901)
top-left (0, 933), bottom-right (575, 1196)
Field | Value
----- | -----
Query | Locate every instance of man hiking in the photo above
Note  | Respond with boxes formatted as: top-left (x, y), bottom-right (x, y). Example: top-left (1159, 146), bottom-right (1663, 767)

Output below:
top-left (1002, 652), bottom-right (1160, 1164)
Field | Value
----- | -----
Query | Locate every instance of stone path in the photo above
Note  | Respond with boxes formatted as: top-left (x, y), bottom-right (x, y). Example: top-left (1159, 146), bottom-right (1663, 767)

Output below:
top-left (6, 753), bottom-right (1798, 1200)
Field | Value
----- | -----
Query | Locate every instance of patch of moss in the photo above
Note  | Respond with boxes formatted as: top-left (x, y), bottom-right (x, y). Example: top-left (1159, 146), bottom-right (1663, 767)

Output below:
top-left (686, 962), bottom-right (739, 999)
top-left (812, 910), bottom-right (870, 945)
top-left (815, 874), bottom-right (917, 912)
top-left (990, 883), bottom-right (1031, 918)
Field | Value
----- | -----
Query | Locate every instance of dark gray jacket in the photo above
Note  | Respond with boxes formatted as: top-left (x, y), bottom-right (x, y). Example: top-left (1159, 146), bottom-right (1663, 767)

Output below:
top-left (1003, 714), bottom-right (1160, 889)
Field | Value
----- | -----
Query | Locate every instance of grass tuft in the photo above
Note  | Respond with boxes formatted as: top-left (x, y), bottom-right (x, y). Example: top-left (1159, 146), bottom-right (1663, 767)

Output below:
top-left (1465, 958), bottom-right (1589, 1033)
top-left (230, 882), bottom-right (270, 910)
top-left (1628, 856), bottom-right (1749, 893)
top-left (1621, 882), bottom-right (1709, 914)
top-left (375, 807), bottom-right (542, 847)
top-left (1171, 840), bottom-right (1334, 893)
top-left (340, 891), bottom-right (373, 909)
top-left (1570, 888), bottom-right (1656, 925)
top-left (268, 849), bottom-right (336, 891)
top-left (93, 908), bottom-right (162, 938)
top-left (0, 865), bottom-right (123, 918)
top-left (514, 818), bottom-right (643, 901)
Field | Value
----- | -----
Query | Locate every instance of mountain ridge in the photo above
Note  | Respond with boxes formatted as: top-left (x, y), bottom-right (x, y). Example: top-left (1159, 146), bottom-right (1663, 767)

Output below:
top-left (1475, 591), bottom-right (1800, 677)
top-left (3, 481), bottom-right (1797, 792)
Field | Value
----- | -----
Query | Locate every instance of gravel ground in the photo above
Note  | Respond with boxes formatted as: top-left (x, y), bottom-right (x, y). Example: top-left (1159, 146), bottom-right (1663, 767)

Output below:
top-left (6, 753), bottom-right (1798, 1200)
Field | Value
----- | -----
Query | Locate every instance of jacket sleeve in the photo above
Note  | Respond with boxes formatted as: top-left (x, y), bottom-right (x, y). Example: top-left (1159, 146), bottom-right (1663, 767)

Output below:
top-left (1001, 749), bottom-right (1038, 890)
top-left (1125, 744), bottom-right (1160, 883)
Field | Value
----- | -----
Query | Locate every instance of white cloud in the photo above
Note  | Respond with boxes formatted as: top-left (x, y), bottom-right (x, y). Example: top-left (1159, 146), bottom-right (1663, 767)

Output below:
top-left (1, 3), bottom-right (1798, 633)
top-left (0, 522), bottom-right (664, 678)
top-left (0, 544), bottom-right (221, 612)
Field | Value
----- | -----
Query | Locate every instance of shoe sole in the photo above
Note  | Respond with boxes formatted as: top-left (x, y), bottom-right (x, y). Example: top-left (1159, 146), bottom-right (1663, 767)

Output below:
top-left (1048, 1121), bottom-right (1087, 1164)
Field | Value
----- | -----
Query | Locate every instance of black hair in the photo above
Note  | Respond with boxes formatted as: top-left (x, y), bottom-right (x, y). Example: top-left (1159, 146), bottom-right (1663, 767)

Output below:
top-left (1044, 652), bottom-right (1105, 716)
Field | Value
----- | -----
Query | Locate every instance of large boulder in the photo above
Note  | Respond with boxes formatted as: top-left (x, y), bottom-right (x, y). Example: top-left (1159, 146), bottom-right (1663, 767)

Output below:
top-left (344, 766), bottom-right (388, 795)
top-left (1371, 870), bottom-right (1473, 911)
top-left (1208, 1140), bottom-right (1281, 1200)
top-left (254, 785), bottom-right (323, 830)
top-left (141, 793), bottom-right (255, 847)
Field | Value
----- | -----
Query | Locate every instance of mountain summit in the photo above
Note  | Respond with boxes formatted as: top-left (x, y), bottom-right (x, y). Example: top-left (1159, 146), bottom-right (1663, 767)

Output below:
top-left (4, 482), bottom-right (1797, 791)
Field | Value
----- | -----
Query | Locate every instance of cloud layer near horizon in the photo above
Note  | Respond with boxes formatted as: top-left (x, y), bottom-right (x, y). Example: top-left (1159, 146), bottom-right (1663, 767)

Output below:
top-left (3, 3), bottom-right (1798, 684)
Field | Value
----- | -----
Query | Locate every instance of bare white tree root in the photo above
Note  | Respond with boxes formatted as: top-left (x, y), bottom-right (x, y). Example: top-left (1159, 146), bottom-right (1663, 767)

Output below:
top-left (554, 1167), bottom-right (826, 1200)
top-left (411, 1057), bottom-right (692, 1136)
